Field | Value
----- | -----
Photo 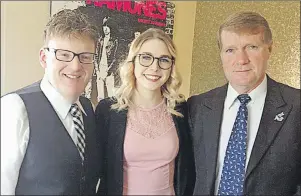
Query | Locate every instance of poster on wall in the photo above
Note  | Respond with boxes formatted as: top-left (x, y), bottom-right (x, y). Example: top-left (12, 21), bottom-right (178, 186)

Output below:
top-left (50, 1), bottom-right (175, 105)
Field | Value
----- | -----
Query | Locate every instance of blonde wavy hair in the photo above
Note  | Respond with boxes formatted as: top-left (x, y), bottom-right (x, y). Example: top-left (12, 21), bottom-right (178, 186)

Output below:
top-left (111, 28), bottom-right (185, 117)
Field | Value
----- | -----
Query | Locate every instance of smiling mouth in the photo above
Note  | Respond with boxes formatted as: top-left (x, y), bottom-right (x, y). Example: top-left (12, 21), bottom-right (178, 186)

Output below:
top-left (64, 74), bottom-right (81, 79)
top-left (144, 74), bottom-right (161, 81)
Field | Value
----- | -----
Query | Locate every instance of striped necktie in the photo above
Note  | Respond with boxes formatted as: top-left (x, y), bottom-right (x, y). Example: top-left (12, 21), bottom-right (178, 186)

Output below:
top-left (69, 103), bottom-right (85, 162)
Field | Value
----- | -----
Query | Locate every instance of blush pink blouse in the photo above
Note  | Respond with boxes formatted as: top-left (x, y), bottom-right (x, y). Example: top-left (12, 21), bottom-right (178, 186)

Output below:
top-left (123, 100), bottom-right (179, 195)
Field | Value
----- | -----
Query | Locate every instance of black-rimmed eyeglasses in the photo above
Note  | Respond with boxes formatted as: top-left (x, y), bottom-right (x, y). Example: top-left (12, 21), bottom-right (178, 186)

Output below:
top-left (134, 53), bottom-right (174, 70)
top-left (45, 48), bottom-right (96, 64)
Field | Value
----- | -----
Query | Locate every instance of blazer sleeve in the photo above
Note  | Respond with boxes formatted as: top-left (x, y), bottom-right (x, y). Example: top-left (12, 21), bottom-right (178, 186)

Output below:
top-left (176, 101), bottom-right (196, 196)
top-left (95, 98), bottom-right (112, 195)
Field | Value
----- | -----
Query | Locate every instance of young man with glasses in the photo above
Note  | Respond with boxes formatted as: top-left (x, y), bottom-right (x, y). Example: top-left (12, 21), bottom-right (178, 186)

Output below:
top-left (1, 9), bottom-right (102, 195)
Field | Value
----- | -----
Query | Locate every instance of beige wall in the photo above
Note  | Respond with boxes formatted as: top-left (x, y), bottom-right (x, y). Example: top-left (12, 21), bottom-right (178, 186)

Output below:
top-left (1, 1), bottom-right (195, 99)
top-left (173, 1), bottom-right (196, 99)
top-left (1, 1), bottom-right (49, 96)
top-left (1, 1), bottom-right (299, 98)
top-left (190, 1), bottom-right (300, 96)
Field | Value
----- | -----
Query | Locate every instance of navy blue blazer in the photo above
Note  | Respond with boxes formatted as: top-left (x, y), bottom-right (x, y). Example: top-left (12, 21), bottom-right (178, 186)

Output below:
top-left (95, 98), bottom-right (195, 195)
top-left (188, 76), bottom-right (301, 195)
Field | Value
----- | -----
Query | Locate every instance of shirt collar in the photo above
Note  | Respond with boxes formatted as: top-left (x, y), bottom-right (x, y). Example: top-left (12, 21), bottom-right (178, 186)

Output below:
top-left (224, 84), bottom-right (239, 110)
top-left (248, 74), bottom-right (267, 105)
top-left (40, 76), bottom-right (87, 119)
top-left (225, 74), bottom-right (267, 109)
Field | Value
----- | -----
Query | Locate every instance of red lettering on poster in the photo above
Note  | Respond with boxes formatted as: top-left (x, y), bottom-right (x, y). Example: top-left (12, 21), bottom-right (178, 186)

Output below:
top-left (86, 0), bottom-right (167, 20)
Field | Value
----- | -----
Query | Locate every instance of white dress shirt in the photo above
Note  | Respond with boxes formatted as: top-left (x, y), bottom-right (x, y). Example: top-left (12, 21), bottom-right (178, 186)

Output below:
top-left (1, 76), bottom-right (87, 195)
top-left (214, 75), bottom-right (267, 194)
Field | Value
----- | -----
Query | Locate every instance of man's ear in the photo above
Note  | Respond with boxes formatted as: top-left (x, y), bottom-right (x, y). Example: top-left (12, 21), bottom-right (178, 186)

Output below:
top-left (39, 48), bottom-right (47, 69)
top-left (268, 41), bottom-right (273, 53)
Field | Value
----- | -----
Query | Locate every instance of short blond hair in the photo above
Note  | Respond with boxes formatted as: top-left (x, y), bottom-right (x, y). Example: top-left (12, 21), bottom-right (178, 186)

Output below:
top-left (44, 9), bottom-right (99, 46)
top-left (111, 28), bottom-right (185, 117)
top-left (217, 11), bottom-right (273, 50)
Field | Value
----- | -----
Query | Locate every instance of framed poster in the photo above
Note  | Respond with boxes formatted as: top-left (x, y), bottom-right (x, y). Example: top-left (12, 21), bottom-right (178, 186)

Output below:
top-left (50, 1), bottom-right (175, 105)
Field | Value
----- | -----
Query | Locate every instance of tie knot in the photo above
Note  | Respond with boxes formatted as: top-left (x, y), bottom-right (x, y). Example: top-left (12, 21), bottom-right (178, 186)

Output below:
top-left (237, 94), bottom-right (251, 105)
top-left (70, 103), bottom-right (81, 117)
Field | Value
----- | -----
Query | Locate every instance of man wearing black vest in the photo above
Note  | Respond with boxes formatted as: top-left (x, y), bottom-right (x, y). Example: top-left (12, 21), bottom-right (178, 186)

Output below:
top-left (1, 9), bottom-right (101, 195)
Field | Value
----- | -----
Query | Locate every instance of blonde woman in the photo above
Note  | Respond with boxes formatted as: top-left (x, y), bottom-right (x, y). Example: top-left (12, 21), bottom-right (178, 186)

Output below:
top-left (95, 28), bottom-right (195, 195)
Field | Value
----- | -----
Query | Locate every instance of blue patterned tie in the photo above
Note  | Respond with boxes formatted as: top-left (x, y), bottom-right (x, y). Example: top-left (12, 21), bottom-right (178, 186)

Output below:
top-left (218, 94), bottom-right (251, 195)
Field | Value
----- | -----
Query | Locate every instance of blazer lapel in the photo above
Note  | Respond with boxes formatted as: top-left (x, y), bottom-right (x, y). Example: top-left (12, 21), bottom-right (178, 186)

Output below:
top-left (203, 86), bottom-right (227, 193)
top-left (109, 109), bottom-right (128, 190)
top-left (246, 77), bottom-right (292, 178)
top-left (110, 109), bottom-right (127, 155)
top-left (172, 111), bottom-right (184, 196)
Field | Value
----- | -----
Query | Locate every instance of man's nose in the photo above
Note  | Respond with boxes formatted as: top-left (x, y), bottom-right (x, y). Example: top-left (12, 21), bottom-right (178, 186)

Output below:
top-left (236, 50), bottom-right (250, 65)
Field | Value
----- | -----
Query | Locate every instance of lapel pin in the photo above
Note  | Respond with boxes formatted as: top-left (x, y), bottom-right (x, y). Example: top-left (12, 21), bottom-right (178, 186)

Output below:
top-left (274, 112), bottom-right (284, 122)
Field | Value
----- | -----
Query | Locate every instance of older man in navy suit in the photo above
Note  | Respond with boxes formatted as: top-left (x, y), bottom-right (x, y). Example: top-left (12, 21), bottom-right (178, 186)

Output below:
top-left (188, 11), bottom-right (300, 195)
